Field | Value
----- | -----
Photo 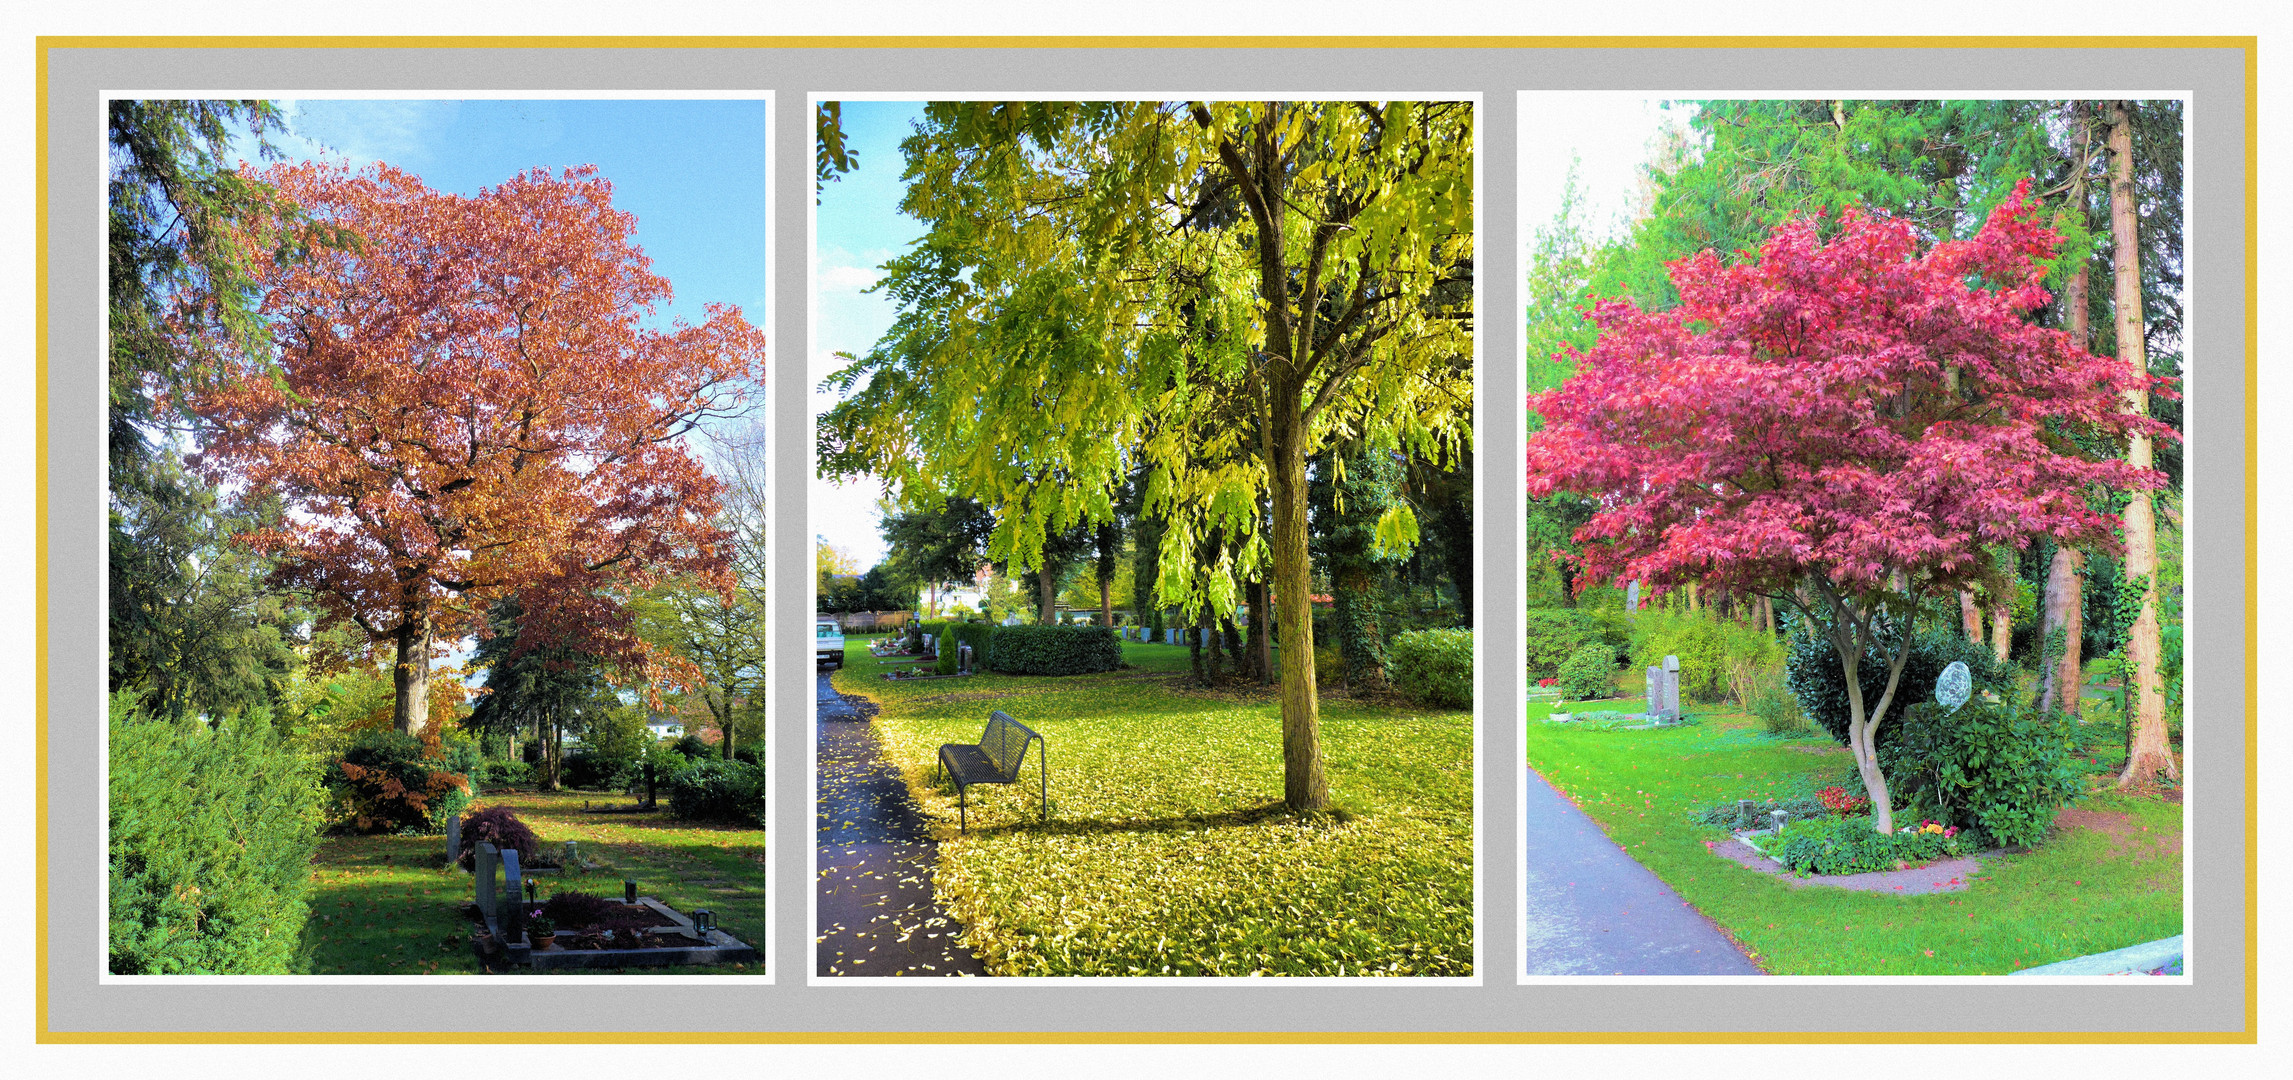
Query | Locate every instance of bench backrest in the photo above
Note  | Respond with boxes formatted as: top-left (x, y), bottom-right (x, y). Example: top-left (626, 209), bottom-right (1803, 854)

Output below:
top-left (979, 710), bottom-right (1040, 781)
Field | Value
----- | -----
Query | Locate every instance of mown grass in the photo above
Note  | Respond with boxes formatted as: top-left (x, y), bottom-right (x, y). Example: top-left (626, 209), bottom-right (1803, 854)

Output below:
top-left (1525, 696), bottom-right (2182, 975)
top-left (834, 633), bottom-right (1474, 977)
top-left (304, 787), bottom-right (767, 975)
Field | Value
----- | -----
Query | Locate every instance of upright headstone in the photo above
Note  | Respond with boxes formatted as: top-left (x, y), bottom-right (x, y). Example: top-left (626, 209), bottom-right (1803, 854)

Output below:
top-left (501, 847), bottom-right (525, 939)
top-left (474, 841), bottom-right (500, 924)
top-left (1644, 665), bottom-right (1664, 718)
top-left (1662, 654), bottom-right (1682, 720)
top-left (444, 813), bottom-right (462, 869)
top-left (1626, 580), bottom-right (1640, 614)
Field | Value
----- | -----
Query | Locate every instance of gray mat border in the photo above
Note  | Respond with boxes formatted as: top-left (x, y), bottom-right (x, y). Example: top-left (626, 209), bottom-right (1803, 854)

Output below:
top-left (40, 40), bottom-right (2249, 1038)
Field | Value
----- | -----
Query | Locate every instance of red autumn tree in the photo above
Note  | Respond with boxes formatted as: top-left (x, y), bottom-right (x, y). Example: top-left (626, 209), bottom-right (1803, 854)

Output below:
top-left (186, 161), bottom-right (765, 734)
top-left (1525, 181), bottom-right (2173, 833)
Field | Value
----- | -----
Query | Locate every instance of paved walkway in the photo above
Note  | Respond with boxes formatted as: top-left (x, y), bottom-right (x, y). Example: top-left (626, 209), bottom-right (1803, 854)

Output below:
top-left (1523, 766), bottom-right (1765, 976)
top-left (815, 670), bottom-right (987, 977)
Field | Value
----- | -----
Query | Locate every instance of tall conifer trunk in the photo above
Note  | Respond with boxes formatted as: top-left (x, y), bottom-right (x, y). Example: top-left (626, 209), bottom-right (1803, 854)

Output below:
top-left (2041, 102), bottom-right (2095, 721)
top-left (2107, 100), bottom-right (2176, 786)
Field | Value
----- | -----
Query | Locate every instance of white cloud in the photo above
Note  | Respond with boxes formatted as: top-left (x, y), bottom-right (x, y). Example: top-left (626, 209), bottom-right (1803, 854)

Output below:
top-left (816, 263), bottom-right (881, 290)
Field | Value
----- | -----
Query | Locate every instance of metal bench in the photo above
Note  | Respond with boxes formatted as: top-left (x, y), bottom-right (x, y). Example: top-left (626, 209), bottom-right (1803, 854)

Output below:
top-left (935, 710), bottom-right (1047, 832)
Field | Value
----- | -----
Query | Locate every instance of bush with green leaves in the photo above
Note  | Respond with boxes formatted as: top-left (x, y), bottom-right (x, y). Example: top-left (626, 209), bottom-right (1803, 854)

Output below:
top-left (1770, 814), bottom-right (1979, 876)
top-left (1690, 794), bottom-right (1828, 831)
top-left (1784, 617), bottom-right (2005, 763)
top-left (109, 692), bottom-right (326, 974)
top-left (664, 757), bottom-right (769, 825)
top-left (988, 624), bottom-right (1122, 676)
top-left (557, 751), bottom-right (620, 790)
top-left (1630, 608), bottom-right (1782, 704)
top-left (1738, 660), bottom-right (1810, 735)
top-left (1880, 699), bottom-right (2083, 848)
top-left (1523, 608), bottom-right (1606, 680)
top-left (935, 621), bottom-right (998, 675)
top-left (1557, 642), bottom-right (1617, 701)
top-left (1388, 628), bottom-right (1474, 708)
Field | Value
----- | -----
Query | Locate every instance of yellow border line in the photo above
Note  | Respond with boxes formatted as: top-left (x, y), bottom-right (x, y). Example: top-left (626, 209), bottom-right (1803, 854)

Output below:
top-left (36, 34), bottom-right (2259, 1047)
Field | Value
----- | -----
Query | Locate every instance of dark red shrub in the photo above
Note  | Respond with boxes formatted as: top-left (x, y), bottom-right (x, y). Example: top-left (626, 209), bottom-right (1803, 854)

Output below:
top-left (456, 805), bottom-right (539, 870)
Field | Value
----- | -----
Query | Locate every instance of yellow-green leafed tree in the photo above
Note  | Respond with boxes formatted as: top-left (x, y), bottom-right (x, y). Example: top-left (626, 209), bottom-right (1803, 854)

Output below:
top-left (819, 101), bottom-right (1474, 811)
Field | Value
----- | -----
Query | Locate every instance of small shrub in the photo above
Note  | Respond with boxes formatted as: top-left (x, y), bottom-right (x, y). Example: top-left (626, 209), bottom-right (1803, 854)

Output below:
top-left (1631, 608), bottom-right (1782, 703)
top-left (1816, 785), bottom-right (1872, 817)
top-left (988, 624), bottom-right (1123, 676)
top-left (1522, 608), bottom-right (1603, 680)
top-left (1557, 642), bottom-right (1617, 701)
top-left (1771, 814), bottom-right (1977, 876)
top-left (109, 693), bottom-right (326, 974)
top-left (558, 751), bottom-right (622, 790)
top-left (1389, 628), bottom-right (1474, 708)
top-left (664, 757), bottom-right (769, 825)
top-left (1738, 659), bottom-right (1809, 734)
top-left (324, 728), bottom-right (471, 835)
top-left (457, 805), bottom-right (540, 870)
top-left (484, 759), bottom-right (534, 787)
top-left (1880, 699), bottom-right (2083, 848)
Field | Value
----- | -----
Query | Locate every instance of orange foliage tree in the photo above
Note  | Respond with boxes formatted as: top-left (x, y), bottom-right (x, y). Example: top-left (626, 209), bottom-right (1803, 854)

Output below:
top-left (186, 161), bottom-right (764, 734)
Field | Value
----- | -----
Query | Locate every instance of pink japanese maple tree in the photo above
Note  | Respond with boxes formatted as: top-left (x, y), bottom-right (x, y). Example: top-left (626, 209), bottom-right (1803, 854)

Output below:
top-left (1525, 181), bottom-right (2173, 833)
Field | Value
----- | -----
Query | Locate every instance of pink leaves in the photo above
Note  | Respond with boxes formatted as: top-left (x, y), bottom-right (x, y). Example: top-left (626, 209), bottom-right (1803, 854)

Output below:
top-left (1526, 183), bottom-right (2171, 602)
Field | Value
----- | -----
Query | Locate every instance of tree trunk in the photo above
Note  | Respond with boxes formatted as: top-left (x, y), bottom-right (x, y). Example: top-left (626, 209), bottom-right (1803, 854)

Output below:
top-left (391, 607), bottom-right (432, 735)
top-left (2107, 100), bottom-right (2176, 787)
top-left (1038, 563), bottom-right (1058, 625)
top-left (719, 686), bottom-right (737, 759)
top-left (1960, 592), bottom-right (1983, 645)
top-left (1990, 598), bottom-right (2012, 664)
top-left (1267, 383), bottom-right (1331, 811)
top-left (1098, 573), bottom-right (1112, 627)
top-left (2039, 547), bottom-right (2086, 718)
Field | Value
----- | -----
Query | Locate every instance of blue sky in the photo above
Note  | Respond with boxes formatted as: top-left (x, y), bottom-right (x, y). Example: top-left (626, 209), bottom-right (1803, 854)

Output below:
top-left (251, 97), bottom-right (771, 332)
top-left (811, 100), bottom-right (931, 569)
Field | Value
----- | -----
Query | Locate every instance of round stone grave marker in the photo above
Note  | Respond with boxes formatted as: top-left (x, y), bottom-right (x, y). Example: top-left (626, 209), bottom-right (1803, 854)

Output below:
top-left (1935, 660), bottom-right (1972, 713)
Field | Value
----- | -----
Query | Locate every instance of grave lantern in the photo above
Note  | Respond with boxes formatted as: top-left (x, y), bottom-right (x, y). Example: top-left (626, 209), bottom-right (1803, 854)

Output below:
top-left (693, 909), bottom-right (717, 932)
top-left (564, 840), bottom-right (579, 867)
top-left (1771, 809), bottom-right (1790, 834)
top-left (525, 878), bottom-right (538, 902)
top-left (625, 879), bottom-right (639, 904)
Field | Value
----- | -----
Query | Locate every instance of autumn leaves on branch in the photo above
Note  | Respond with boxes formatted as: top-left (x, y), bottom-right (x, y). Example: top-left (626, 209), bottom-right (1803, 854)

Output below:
top-left (181, 160), bottom-right (766, 734)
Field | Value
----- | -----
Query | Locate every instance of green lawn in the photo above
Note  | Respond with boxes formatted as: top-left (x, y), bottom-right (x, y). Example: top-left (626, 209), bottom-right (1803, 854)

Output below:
top-left (1524, 696), bottom-right (2182, 975)
top-left (834, 633), bottom-right (1474, 977)
top-left (303, 787), bottom-right (767, 975)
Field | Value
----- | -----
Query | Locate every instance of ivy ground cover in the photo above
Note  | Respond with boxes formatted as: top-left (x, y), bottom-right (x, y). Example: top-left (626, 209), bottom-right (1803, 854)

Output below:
top-left (835, 635), bottom-right (1474, 976)
top-left (1525, 699), bottom-right (2181, 975)
top-left (303, 787), bottom-right (767, 975)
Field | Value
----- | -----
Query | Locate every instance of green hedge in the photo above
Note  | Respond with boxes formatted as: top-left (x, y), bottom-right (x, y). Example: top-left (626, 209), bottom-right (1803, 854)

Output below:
top-left (1629, 608), bottom-right (1782, 704)
top-left (109, 692), bottom-right (326, 974)
top-left (1523, 607), bottom-right (1624, 680)
top-left (989, 624), bottom-right (1123, 676)
top-left (1785, 619), bottom-right (2004, 763)
top-left (936, 621), bottom-right (998, 675)
top-left (664, 757), bottom-right (769, 826)
top-left (1389, 628), bottom-right (1474, 708)
top-left (1557, 642), bottom-right (1617, 701)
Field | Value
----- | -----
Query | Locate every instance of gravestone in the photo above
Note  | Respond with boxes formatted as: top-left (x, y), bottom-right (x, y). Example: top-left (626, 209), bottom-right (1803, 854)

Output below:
top-left (1662, 654), bottom-right (1682, 720)
top-left (1626, 580), bottom-right (1640, 614)
top-left (1644, 665), bottom-right (1664, 718)
top-left (500, 847), bottom-right (525, 940)
top-left (1935, 660), bottom-right (1972, 713)
top-left (444, 813), bottom-right (462, 869)
top-left (474, 841), bottom-right (500, 923)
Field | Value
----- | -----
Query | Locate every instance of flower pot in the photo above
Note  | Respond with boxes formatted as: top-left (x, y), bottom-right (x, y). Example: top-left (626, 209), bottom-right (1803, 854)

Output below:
top-left (532, 931), bottom-right (557, 950)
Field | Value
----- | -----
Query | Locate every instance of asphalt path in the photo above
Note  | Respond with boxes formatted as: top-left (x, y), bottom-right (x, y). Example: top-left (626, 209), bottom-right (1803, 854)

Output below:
top-left (1523, 765), bottom-right (1766, 976)
top-left (815, 669), bottom-right (987, 976)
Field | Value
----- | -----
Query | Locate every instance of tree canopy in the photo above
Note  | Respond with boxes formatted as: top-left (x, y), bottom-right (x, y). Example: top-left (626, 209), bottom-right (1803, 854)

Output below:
top-left (1525, 183), bottom-right (2173, 831)
top-left (185, 160), bottom-right (765, 733)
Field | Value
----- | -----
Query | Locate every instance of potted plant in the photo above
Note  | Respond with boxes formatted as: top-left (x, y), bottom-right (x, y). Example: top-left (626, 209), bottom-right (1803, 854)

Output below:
top-left (528, 916), bottom-right (557, 949)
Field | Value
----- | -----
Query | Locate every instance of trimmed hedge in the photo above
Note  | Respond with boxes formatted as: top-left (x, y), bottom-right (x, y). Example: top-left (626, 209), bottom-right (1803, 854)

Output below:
top-left (1523, 607), bottom-right (1617, 680)
top-left (664, 757), bottom-right (769, 826)
top-left (989, 624), bottom-right (1123, 676)
top-left (1389, 628), bottom-right (1474, 708)
top-left (109, 693), bottom-right (326, 974)
top-left (936, 620), bottom-right (998, 675)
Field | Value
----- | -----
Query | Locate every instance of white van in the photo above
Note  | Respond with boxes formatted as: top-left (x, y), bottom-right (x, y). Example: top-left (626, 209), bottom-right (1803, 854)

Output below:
top-left (815, 617), bottom-right (845, 668)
